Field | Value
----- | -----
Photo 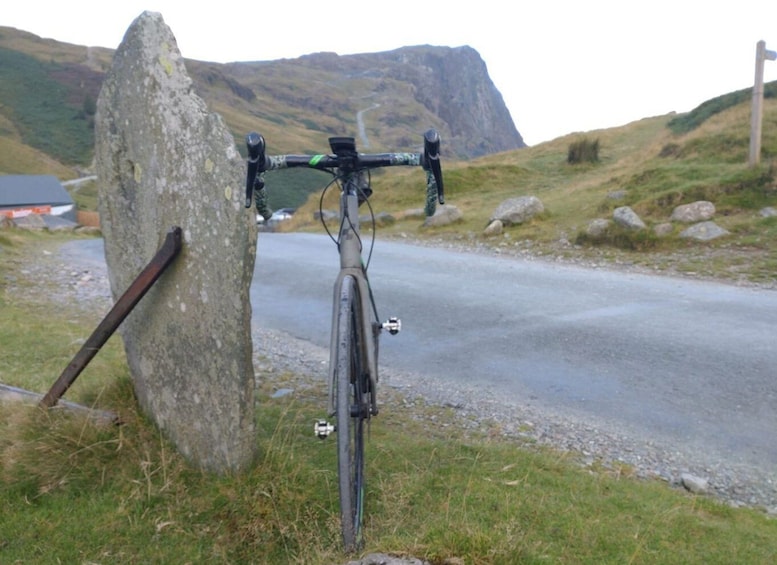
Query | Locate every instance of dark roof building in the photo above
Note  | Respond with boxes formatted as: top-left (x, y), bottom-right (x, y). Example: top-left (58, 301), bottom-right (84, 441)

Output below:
top-left (0, 175), bottom-right (76, 221)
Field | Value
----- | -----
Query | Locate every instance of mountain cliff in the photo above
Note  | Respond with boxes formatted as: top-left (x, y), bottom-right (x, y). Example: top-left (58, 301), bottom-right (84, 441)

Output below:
top-left (215, 45), bottom-right (525, 158)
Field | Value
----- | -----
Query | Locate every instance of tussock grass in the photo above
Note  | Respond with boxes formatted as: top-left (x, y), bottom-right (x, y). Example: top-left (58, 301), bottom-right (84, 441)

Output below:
top-left (3, 376), bottom-right (777, 563)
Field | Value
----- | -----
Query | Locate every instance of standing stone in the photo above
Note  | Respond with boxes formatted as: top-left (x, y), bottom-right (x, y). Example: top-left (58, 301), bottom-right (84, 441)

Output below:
top-left (94, 12), bottom-right (258, 473)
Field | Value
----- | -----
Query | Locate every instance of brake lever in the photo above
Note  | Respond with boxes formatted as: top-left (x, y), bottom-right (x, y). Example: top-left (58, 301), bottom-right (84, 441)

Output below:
top-left (423, 129), bottom-right (444, 204)
top-left (245, 132), bottom-right (266, 208)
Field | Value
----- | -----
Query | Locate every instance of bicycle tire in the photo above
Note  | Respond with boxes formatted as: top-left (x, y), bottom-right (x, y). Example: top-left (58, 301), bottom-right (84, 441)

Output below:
top-left (335, 275), bottom-right (368, 551)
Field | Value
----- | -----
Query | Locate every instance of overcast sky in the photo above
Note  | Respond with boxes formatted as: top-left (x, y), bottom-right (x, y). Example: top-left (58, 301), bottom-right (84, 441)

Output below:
top-left (4, 1), bottom-right (777, 145)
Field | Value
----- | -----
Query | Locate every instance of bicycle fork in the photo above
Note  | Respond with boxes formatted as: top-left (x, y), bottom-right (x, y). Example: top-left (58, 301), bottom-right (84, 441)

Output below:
top-left (313, 316), bottom-right (402, 440)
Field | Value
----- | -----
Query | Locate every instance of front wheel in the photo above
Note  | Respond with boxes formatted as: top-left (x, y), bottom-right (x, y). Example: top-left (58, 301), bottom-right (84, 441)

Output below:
top-left (335, 276), bottom-right (369, 551)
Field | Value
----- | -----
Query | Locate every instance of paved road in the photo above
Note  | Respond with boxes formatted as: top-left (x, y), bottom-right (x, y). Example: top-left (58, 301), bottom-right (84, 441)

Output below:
top-left (252, 233), bottom-right (777, 468)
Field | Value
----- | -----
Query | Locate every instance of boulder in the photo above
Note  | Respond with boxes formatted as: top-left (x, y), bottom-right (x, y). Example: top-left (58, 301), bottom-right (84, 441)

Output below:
top-left (490, 196), bottom-right (544, 225)
top-left (613, 206), bottom-right (646, 230)
top-left (671, 201), bottom-right (715, 223)
top-left (483, 219), bottom-right (503, 236)
top-left (94, 11), bottom-right (258, 473)
top-left (42, 214), bottom-right (79, 231)
top-left (680, 473), bottom-right (709, 494)
top-left (679, 221), bottom-right (729, 241)
top-left (12, 214), bottom-right (47, 230)
top-left (586, 218), bottom-right (611, 239)
top-left (760, 206), bottom-right (777, 218)
top-left (423, 204), bottom-right (462, 227)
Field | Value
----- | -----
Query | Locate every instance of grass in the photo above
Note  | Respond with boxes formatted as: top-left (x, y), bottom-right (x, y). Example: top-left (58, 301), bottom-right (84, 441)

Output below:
top-left (2, 230), bottom-right (777, 564)
top-left (0, 47), bottom-right (96, 166)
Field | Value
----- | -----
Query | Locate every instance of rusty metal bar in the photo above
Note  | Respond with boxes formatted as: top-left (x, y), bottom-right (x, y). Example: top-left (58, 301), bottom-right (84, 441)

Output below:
top-left (2, 383), bottom-right (118, 424)
top-left (40, 226), bottom-right (183, 409)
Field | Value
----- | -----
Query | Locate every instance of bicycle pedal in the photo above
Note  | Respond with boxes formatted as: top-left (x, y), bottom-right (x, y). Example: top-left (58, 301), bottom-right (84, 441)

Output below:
top-left (314, 419), bottom-right (335, 439)
top-left (382, 317), bottom-right (401, 335)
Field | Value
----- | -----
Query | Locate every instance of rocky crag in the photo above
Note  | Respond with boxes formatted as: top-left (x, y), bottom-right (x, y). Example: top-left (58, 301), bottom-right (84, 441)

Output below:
top-left (219, 45), bottom-right (525, 158)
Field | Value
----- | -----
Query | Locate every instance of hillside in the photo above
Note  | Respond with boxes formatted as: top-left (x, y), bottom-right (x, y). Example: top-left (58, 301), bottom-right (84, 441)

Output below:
top-left (266, 82), bottom-right (773, 286)
top-left (0, 27), bottom-right (522, 171)
top-left (1, 26), bottom-right (777, 285)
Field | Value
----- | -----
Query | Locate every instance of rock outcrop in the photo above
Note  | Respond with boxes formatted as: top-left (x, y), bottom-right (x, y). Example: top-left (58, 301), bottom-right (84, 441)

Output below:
top-left (95, 11), bottom-right (258, 473)
top-left (372, 45), bottom-right (526, 157)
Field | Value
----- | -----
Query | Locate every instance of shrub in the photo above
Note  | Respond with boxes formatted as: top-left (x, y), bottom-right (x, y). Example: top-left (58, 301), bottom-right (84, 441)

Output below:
top-left (567, 137), bottom-right (600, 164)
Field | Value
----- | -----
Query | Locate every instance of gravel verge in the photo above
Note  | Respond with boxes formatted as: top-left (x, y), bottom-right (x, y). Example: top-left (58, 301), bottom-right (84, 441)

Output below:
top-left (11, 236), bottom-right (777, 518)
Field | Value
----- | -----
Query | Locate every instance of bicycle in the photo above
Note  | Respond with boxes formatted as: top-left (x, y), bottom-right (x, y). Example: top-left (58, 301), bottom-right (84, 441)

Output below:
top-left (244, 129), bottom-right (444, 551)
